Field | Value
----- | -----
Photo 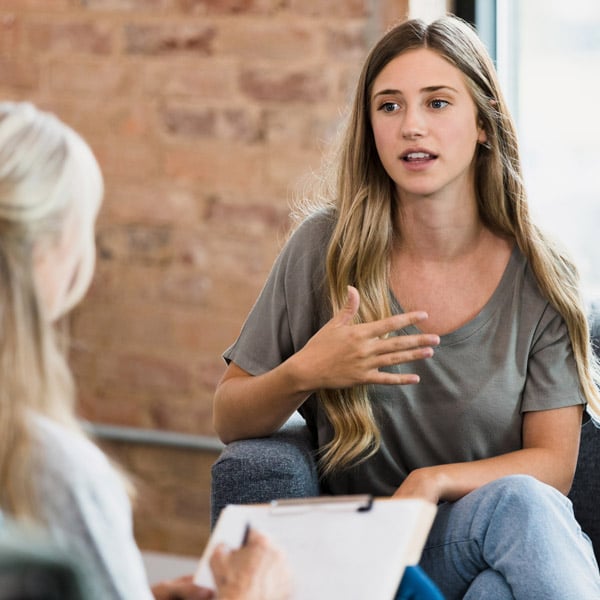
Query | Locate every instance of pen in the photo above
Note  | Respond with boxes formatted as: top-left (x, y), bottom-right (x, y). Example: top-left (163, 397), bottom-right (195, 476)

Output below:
top-left (241, 522), bottom-right (251, 546)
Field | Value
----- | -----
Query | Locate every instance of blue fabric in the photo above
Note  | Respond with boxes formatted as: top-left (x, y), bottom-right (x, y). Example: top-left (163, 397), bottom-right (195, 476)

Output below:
top-left (396, 566), bottom-right (445, 599)
top-left (420, 475), bottom-right (600, 600)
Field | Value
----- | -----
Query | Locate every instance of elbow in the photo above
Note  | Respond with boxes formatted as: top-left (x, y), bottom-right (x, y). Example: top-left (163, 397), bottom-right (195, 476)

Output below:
top-left (558, 469), bottom-right (576, 497)
top-left (212, 392), bottom-right (235, 445)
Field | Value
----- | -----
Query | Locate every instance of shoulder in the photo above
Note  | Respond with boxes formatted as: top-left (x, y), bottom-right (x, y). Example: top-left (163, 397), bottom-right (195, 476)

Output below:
top-left (514, 249), bottom-right (571, 345)
top-left (270, 208), bottom-right (336, 288)
top-left (28, 416), bottom-right (150, 598)
top-left (31, 415), bottom-right (116, 483)
top-left (30, 415), bottom-right (130, 521)
top-left (284, 208), bottom-right (336, 253)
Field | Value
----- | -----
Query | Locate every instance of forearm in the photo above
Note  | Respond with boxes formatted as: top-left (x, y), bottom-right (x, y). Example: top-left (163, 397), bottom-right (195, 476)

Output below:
top-left (401, 447), bottom-right (577, 504)
top-left (213, 356), bottom-right (313, 444)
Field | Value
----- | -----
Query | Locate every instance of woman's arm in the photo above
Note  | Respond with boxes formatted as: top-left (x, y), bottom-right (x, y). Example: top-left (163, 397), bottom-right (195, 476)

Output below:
top-left (393, 404), bottom-right (583, 503)
top-left (213, 287), bottom-right (440, 443)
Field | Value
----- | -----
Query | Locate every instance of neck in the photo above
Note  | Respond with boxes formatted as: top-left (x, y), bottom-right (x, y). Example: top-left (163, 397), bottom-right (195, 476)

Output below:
top-left (394, 189), bottom-right (485, 262)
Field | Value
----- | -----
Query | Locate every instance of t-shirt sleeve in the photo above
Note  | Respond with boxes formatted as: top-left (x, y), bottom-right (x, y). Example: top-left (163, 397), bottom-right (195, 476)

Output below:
top-left (224, 211), bottom-right (333, 375)
top-left (521, 304), bottom-right (586, 412)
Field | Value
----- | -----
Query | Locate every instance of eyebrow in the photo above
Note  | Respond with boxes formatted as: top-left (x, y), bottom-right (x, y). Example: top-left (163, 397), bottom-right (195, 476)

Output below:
top-left (372, 85), bottom-right (459, 100)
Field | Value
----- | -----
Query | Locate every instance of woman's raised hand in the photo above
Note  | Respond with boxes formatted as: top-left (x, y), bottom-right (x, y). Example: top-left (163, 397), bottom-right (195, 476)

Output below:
top-left (291, 286), bottom-right (439, 392)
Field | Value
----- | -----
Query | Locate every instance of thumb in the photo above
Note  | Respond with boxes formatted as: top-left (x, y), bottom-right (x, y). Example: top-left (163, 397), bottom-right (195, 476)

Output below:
top-left (335, 285), bottom-right (360, 326)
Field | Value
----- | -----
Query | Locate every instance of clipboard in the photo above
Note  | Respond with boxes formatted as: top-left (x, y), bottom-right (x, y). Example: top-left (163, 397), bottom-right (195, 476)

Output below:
top-left (194, 495), bottom-right (437, 600)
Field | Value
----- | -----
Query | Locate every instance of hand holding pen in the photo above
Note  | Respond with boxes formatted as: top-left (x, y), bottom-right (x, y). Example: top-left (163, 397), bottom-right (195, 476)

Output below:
top-left (210, 527), bottom-right (292, 600)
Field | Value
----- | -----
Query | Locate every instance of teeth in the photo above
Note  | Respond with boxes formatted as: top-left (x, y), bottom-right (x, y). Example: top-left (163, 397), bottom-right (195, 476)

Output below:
top-left (406, 152), bottom-right (431, 160)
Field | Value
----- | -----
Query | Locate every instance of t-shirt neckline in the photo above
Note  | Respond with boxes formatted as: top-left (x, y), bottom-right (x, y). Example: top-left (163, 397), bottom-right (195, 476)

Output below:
top-left (389, 244), bottom-right (523, 346)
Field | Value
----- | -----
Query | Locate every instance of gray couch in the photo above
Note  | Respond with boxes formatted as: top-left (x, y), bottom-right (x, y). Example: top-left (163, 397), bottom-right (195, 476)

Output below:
top-left (211, 319), bottom-right (600, 565)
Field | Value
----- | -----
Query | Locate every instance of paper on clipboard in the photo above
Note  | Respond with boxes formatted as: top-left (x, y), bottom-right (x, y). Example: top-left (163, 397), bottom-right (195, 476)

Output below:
top-left (194, 496), bottom-right (436, 600)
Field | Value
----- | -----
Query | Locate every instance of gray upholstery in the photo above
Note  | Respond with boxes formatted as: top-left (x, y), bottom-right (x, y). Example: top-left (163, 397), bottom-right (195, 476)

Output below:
top-left (210, 413), bottom-right (319, 528)
top-left (570, 419), bottom-right (600, 563)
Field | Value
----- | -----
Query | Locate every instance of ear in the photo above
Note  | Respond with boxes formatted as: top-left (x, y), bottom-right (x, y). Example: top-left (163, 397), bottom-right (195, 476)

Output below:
top-left (477, 122), bottom-right (488, 145)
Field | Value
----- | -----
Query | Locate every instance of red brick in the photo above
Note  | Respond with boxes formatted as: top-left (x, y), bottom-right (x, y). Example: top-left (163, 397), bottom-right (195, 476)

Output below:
top-left (264, 106), bottom-right (343, 149)
top-left (0, 13), bottom-right (21, 55)
top-left (216, 19), bottom-right (319, 61)
top-left (26, 19), bottom-right (113, 55)
top-left (108, 353), bottom-right (195, 395)
top-left (92, 138), bottom-right (161, 182)
top-left (158, 266), bottom-right (212, 305)
top-left (284, 0), bottom-right (370, 18)
top-left (83, 262), bottom-right (159, 305)
top-left (203, 196), bottom-right (288, 238)
top-left (325, 24), bottom-right (369, 60)
top-left (0, 58), bottom-right (38, 88)
top-left (147, 395), bottom-right (213, 434)
top-left (83, 0), bottom-right (174, 10)
top-left (160, 104), bottom-right (216, 138)
top-left (196, 356), bottom-right (226, 395)
top-left (76, 388), bottom-right (149, 428)
top-left (176, 0), bottom-right (279, 15)
top-left (160, 102), bottom-right (264, 143)
top-left (96, 223), bottom-right (174, 264)
top-left (47, 59), bottom-right (133, 96)
top-left (264, 144), bottom-right (324, 197)
top-left (101, 182), bottom-right (201, 226)
top-left (0, 0), bottom-right (70, 8)
top-left (239, 66), bottom-right (330, 103)
top-left (124, 22), bottom-right (216, 55)
top-left (163, 142), bottom-right (265, 191)
top-left (143, 59), bottom-right (237, 99)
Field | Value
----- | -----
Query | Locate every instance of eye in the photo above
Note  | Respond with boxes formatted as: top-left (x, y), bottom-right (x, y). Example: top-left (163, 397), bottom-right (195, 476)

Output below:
top-left (430, 99), bottom-right (449, 109)
top-left (378, 102), bottom-right (400, 113)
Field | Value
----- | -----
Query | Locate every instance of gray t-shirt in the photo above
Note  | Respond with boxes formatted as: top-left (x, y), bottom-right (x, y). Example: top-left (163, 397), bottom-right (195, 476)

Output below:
top-left (224, 209), bottom-right (585, 496)
top-left (30, 415), bottom-right (154, 600)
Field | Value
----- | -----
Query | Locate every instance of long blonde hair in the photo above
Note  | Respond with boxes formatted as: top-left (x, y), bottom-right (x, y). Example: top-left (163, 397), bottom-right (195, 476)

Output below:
top-left (0, 102), bottom-right (103, 522)
top-left (307, 16), bottom-right (600, 475)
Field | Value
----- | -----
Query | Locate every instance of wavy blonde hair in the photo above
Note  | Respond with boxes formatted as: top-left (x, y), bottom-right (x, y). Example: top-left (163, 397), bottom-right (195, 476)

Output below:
top-left (0, 102), bottom-right (103, 523)
top-left (300, 16), bottom-right (600, 475)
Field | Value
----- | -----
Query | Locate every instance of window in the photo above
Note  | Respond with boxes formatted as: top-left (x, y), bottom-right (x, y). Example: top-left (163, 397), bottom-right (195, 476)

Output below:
top-left (463, 1), bottom-right (600, 301)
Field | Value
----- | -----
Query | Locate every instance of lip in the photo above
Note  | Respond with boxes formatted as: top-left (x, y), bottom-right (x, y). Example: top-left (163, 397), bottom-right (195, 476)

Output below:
top-left (399, 147), bottom-right (438, 171)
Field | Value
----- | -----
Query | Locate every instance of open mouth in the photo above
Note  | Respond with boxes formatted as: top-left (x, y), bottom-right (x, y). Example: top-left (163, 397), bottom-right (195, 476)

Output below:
top-left (401, 151), bottom-right (438, 162)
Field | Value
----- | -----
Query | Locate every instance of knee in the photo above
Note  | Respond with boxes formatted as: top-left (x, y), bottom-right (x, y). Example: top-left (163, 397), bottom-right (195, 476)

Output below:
top-left (482, 475), bottom-right (571, 517)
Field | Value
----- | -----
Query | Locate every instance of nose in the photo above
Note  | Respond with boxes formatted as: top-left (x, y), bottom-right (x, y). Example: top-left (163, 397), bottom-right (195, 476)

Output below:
top-left (401, 104), bottom-right (426, 139)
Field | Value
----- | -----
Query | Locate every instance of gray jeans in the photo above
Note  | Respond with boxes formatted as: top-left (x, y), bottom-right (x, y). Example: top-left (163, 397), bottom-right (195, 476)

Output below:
top-left (420, 475), bottom-right (600, 599)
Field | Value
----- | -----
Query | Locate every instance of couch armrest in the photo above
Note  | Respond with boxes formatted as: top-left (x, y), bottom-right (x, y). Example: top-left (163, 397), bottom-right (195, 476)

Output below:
top-left (569, 419), bottom-right (600, 564)
top-left (210, 414), bottom-right (320, 527)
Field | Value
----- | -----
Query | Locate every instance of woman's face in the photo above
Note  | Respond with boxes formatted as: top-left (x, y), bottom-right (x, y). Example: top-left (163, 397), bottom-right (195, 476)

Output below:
top-left (34, 203), bottom-right (98, 322)
top-left (369, 48), bottom-right (486, 202)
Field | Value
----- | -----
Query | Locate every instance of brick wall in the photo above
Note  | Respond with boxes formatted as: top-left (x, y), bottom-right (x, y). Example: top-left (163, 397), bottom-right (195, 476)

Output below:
top-left (0, 0), bottom-right (409, 555)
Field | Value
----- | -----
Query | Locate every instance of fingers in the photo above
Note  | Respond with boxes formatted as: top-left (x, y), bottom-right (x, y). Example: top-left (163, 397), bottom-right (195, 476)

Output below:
top-left (374, 331), bottom-right (440, 357)
top-left (208, 544), bottom-right (228, 582)
top-left (334, 285), bottom-right (360, 327)
top-left (150, 575), bottom-right (215, 600)
top-left (333, 287), bottom-right (430, 340)
top-left (244, 527), bottom-right (269, 547)
top-left (366, 310), bottom-right (430, 338)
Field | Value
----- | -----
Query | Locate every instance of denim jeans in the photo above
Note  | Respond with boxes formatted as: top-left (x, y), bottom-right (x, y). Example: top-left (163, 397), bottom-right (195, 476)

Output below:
top-left (418, 475), bottom-right (600, 599)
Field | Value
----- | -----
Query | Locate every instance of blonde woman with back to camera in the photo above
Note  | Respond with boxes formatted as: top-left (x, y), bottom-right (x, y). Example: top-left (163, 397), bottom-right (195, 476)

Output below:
top-left (0, 101), bottom-right (291, 600)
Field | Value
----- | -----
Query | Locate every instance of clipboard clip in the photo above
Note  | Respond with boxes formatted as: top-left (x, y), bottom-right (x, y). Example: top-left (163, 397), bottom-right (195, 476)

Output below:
top-left (270, 494), bottom-right (373, 515)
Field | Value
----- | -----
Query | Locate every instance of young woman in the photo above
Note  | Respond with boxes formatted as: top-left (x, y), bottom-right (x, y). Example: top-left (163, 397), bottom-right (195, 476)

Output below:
top-left (0, 101), bottom-right (290, 600)
top-left (214, 16), bottom-right (600, 599)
